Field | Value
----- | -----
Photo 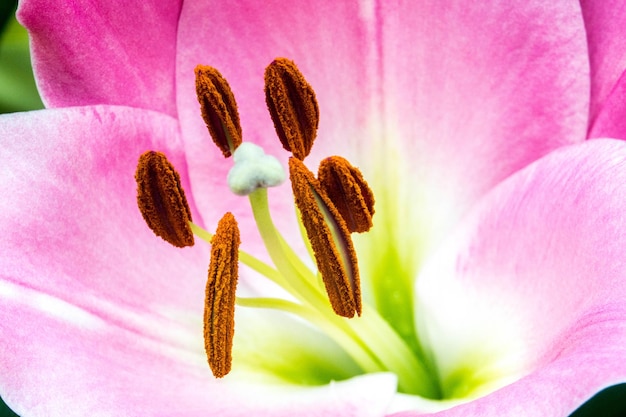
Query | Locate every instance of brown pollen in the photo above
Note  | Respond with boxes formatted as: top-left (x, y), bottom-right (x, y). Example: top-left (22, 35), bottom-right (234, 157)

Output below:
top-left (204, 212), bottom-right (240, 378)
top-left (318, 156), bottom-right (375, 233)
top-left (289, 157), bottom-right (361, 318)
top-left (135, 151), bottom-right (194, 248)
top-left (195, 65), bottom-right (242, 157)
top-left (265, 58), bottom-right (319, 160)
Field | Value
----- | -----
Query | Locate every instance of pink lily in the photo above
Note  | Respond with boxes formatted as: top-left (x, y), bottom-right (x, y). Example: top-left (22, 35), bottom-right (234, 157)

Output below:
top-left (2, 0), bottom-right (626, 416)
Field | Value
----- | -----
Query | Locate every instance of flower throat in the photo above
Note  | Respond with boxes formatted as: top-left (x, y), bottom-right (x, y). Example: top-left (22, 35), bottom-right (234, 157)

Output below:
top-left (134, 58), bottom-right (443, 398)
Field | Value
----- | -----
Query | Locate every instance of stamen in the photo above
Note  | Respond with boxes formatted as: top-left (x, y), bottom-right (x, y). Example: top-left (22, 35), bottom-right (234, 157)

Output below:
top-left (318, 156), bottom-right (375, 233)
top-left (195, 65), bottom-right (242, 157)
top-left (135, 151), bottom-right (194, 248)
top-left (288, 157), bottom-right (361, 318)
top-left (204, 212), bottom-right (240, 378)
top-left (264, 58), bottom-right (319, 160)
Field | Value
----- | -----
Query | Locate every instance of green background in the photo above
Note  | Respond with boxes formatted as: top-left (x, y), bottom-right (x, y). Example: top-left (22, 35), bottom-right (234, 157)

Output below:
top-left (0, 0), bottom-right (42, 115)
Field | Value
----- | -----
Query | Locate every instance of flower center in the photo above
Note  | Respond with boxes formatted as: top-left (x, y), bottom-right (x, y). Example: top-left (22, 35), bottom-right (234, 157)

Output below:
top-left (134, 58), bottom-right (508, 403)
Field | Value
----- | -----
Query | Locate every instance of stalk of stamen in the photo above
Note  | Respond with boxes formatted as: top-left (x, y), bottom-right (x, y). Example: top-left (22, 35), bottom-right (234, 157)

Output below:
top-left (196, 201), bottom-right (439, 396)
top-left (193, 218), bottom-right (388, 376)
top-left (281, 162), bottom-right (438, 393)
top-left (245, 189), bottom-right (380, 370)
top-left (195, 65), bottom-right (243, 157)
top-left (295, 208), bottom-right (316, 268)
top-left (318, 156), bottom-right (375, 233)
top-left (248, 188), bottom-right (328, 307)
top-left (190, 221), bottom-right (285, 289)
top-left (288, 157), bottom-right (361, 318)
top-left (204, 212), bottom-right (240, 378)
top-left (264, 58), bottom-right (319, 160)
top-left (351, 304), bottom-right (441, 397)
top-left (235, 297), bottom-right (383, 374)
top-left (235, 281), bottom-right (439, 395)
top-left (135, 151), bottom-right (194, 248)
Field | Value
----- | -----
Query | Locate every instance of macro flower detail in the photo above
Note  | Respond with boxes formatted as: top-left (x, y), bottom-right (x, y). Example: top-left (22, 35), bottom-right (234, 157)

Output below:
top-left (3, 1), bottom-right (626, 417)
top-left (139, 59), bottom-right (373, 375)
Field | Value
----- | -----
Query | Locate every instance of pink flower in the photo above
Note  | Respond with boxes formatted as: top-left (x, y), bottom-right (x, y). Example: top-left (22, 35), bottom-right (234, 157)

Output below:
top-left (2, 1), bottom-right (626, 416)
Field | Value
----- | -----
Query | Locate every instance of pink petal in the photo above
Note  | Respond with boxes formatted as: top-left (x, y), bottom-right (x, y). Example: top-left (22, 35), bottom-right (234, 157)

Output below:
top-left (376, 1), bottom-right (590, 251)
top-left (580, 0), bottom-right (626, 127)
top-left (0, 106), bottom-right (207, 340)
top-left (587, 69), bottom-right (626, 139)
top-left (0, 288), bottom-right (398, 417)
top-left (400, 139), bottom-right (626, 415)
top-left (16, 0), bottom-right (182, 116)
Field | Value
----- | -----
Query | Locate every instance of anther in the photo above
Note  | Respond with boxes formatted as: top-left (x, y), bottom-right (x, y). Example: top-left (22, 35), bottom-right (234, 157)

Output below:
top-left (265, 58), bottom-right (319, 160)
top-left (204, 212), bottom-right (240, 378)
top-left (289, 157), bottom-right (361, 318)
top-left (135, 151), bottom-right (194, 248)
top-left (195, 65), bottom-right (242, 157)
top-left (318, 156), bottom-right (375, 233)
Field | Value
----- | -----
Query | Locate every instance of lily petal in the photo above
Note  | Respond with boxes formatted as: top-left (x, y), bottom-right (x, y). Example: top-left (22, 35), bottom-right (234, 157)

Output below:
top-left (375, 1), bottom-right (590, 257)
top-left (0, 287), bottom-right (398, 417)
top-left (0, 107), bottom-right (206, 321)
top-left (580, 0), bottom-right (626, 126)
top-left (16, 0), bottom-right (182, 116)
top-left (408, 139), bottom-right (626, 415)
top-left (586, 70), bottom-right (626, 139)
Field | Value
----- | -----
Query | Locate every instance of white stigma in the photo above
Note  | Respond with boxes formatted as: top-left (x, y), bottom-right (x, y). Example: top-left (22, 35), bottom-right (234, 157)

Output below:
top-left (228, 142), bottom-right (286, 196)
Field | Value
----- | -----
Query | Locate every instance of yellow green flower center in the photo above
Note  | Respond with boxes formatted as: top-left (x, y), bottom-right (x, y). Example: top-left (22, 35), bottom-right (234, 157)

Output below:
top-left (134, 57), bottom-right (517, 404)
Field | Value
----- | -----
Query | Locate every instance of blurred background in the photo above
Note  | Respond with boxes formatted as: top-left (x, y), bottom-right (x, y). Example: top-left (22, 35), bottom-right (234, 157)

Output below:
top-left (0, 0), bottom-right (42, 115)
top-left (0, 0), bottom-right (625, 416)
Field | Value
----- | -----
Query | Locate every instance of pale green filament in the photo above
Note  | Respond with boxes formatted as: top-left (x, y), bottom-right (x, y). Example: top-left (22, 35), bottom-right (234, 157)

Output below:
top-left (190, 188), bottom-right (441, 397)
